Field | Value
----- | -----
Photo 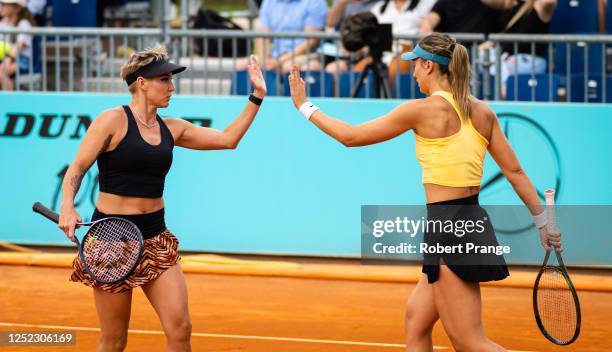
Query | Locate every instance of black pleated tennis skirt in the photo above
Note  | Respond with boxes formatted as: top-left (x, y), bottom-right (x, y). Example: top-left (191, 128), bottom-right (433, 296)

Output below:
top-left (422, 194), bottom-right (509, 284)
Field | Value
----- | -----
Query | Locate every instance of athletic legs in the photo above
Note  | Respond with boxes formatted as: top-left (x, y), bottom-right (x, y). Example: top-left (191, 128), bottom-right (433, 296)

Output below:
top-left (93, 288), bottom-right (132, 352)
top-left (142, 263), bottom-right (192, 352)
top-left (404, 275), bottom-right (439, 352)
top-left (432, 265), bottom-right (506, 352)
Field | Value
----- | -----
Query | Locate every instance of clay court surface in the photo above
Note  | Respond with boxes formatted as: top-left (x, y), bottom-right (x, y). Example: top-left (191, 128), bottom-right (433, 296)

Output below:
top-left (0, 260), bottom-right (611, 352)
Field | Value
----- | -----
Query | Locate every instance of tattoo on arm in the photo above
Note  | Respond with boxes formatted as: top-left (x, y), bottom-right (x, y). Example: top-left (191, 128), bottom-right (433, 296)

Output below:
top-left (64, 133), bottom-right (113, 198)
top-left (67, 134), bottom-right (111, 196)
top-left (69, 168), bottom-right (85, 195)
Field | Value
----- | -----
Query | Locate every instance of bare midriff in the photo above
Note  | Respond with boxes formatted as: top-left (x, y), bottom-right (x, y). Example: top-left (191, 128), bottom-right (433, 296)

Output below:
top-left (424, 183), bottom-right (481, 204)
top-left (96, 192), bottom-right (165, 215)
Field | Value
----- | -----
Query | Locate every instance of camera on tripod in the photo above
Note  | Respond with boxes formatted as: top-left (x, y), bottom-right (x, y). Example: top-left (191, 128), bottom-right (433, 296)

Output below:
top-left (340, 12), bottom-right (393, 98)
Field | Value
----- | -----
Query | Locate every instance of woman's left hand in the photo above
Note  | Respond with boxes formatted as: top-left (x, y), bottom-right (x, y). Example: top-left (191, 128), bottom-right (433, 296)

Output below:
top-left (538, 227), bottom-right (563, 252)
top-left (288, 65), bottom-right (307, 109)
top-left (247, 55), bottom-right (266, 98)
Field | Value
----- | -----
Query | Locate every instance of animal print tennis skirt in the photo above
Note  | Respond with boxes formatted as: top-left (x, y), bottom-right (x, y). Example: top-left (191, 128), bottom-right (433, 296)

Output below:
top-left (70, 208), bottom-right (180, 293)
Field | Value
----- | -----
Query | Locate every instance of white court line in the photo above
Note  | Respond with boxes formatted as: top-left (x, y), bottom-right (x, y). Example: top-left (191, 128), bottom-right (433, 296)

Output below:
top-left (0, 322), bottom-right (536, 352)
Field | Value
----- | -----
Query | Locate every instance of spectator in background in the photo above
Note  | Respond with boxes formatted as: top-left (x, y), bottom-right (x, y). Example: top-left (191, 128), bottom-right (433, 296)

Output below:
top-left (491, 0), bottom-right (557, 97)
top-left (0, 0), bottom-right (35, 91)
top-left (187, 0), bottom-right (202, 17)
top-left (321, 0), bottom-right (377, 80)
top-left (326, 0), bottom-right (436, 88)
top-left (326, 0), bottom-right (378, 30)
top-left (25, 0), bottom-right (45, 26)
top-left (371, 0), bottom-right (436, 87)
top-left (420, 0), bottom-right (517, 34)
top-left (235, 0), bottom-right (328, 74)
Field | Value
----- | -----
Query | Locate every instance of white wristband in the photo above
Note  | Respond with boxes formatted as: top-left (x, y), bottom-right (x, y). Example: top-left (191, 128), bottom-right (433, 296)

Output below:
top-left (532, 210), bottom-right (547, 229)
top-left (299, 101), bottom-right (319, 121)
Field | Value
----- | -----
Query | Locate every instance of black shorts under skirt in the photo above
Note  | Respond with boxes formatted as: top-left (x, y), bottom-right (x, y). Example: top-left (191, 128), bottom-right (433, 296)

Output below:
top-left (422, 194), bottom-right (509, 284)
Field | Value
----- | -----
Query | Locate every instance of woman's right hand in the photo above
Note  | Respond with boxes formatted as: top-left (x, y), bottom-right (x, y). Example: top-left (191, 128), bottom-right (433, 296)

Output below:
top-left (59, 205), bottom-right (81, 242)
top-left (539, 227), bottom-right (563, 252)
top-left (247, 55), bottom-right (267, 98)
top-left (288, 65), bottom-right (308, 109)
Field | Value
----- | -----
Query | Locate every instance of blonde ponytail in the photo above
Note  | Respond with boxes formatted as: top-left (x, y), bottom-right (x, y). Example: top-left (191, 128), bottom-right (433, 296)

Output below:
top-left (448, 43), bottom-right (472, 120)
top-left (418, 33), bottom-right (473, 121)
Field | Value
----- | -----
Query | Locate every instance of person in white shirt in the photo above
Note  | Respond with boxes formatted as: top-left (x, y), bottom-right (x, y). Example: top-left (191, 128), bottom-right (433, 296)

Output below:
top-left (0, 0), bottom-right (35, 91)
top-left (371, 0), bottom-right (435, 87)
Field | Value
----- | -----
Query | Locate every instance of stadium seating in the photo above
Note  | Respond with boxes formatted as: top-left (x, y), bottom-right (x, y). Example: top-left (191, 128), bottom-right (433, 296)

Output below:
top-left (52, 0), bottom-right (99, 27)
top-left (338, 71), bottom-right (379, 98)
top-left (506, 73), bottom-right (560, 101)
top-left (393, 73), bottom-right (426, 100)
top-left (232, 70), bottom-right (278, 96)
top-left (554, 42), bottom-right (604, 75)
top-left (282, 71), bottom-right (333, 97)
top-left (549, 0), bottom-right (598, 34)
top-left (567, 74), bottom-right (612, 103)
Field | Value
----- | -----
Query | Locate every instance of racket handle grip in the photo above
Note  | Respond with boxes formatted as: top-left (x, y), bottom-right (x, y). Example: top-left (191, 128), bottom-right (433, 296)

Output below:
top-left (544, 189), bottom-right (556, 232)
top-left (32, 202), bottom-right (60, 224)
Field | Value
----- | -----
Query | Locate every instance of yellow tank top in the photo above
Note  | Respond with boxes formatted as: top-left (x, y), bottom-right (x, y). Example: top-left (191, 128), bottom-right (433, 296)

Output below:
top-left (415, 91), bottom-right (489, 187)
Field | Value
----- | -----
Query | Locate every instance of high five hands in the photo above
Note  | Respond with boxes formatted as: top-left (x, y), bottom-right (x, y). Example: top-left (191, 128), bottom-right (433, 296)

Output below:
top-left (288, 65), bottom-right (307, 109)
top-left (248, 55), bottom-right (267, 98)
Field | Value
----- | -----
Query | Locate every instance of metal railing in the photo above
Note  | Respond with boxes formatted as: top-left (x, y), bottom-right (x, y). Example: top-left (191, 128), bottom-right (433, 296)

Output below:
top-left (0, 27), bottom-right (162, 92)
top-left (487, 34), bottom-right (612, 103)
top-left (1, 27), bottom-right (610, 103)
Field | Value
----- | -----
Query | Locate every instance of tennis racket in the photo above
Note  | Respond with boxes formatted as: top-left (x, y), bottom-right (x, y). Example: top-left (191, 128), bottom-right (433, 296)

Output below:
top-left (532, 189), bottom-right (581, 345)
top-left (32, 202), bottom-right (144, 284)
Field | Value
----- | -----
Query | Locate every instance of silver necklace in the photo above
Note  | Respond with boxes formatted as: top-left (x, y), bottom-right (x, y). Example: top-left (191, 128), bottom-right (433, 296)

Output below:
top-left (131, 106), bottom-right (158, 128)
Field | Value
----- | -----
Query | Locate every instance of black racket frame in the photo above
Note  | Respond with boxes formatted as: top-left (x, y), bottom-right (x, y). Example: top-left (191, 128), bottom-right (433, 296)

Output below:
top-left (533, 249), bottom-right (581, 345)
top-left (32, 202), bottom-right (144, 284)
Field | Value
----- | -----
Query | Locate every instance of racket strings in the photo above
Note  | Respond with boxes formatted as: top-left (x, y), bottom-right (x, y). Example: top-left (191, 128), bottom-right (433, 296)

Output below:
top-left (82, 219), bottom-right (142, 282)
top-left (536, 267), bottom-right (578, 344)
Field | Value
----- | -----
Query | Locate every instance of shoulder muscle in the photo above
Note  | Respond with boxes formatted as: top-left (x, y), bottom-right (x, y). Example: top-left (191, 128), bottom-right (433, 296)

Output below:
top-left (469, 98), bottom-right (495, 141)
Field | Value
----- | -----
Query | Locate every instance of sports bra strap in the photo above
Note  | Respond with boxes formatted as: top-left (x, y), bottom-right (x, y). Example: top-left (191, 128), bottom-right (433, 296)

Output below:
top-left (430, 91), bottom-right (466, 125)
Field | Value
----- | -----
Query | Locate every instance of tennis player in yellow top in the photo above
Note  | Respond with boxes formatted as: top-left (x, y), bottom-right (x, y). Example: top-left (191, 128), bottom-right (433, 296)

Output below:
top-left (289, 32), bottom-right (562, 352)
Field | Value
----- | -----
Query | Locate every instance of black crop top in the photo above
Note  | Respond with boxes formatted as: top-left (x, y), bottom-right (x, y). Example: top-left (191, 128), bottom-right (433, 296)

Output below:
top-left (97, 106), bottom-right (174, 198)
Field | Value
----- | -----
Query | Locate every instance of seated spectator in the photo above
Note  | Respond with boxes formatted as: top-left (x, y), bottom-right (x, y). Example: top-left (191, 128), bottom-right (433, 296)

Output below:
top-left (0, 0), bottom-right (35, 91)
top-left (371, 0), bottom-right (436, 87)
top-left (326, 0), bottom-right (436, 88)
top-left (420, 0), bottom-right (514, 34)
top-left (319, 0), bottom-right (377, 78)
top-left (326, 0), bottom-right (378, 30)
top-left (490, 0), bottom-right (557, 97)
top-left (25, 0), bottom-right (45, 26)
top-left (235, 0), bottom-right (328, 74)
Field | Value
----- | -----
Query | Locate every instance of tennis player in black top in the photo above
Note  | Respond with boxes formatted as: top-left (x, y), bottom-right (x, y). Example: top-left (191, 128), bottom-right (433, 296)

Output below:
top-left (58, 44), bottom-right (266, 351)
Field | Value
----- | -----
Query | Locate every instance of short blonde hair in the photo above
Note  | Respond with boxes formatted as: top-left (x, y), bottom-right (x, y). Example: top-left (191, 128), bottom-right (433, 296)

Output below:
top-left (120, 43), bottom-right (169, 92)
